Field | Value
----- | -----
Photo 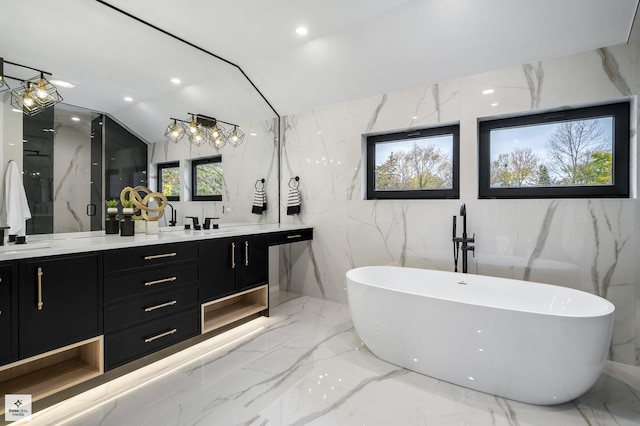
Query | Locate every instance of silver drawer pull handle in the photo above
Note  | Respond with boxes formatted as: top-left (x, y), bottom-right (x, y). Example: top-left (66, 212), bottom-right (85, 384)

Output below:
top-left (231, 242), bottom-right (236, 269)
top-left (286, 234), bottom-right (302, 239)
top-left (144, 300), bottom-right (177, 312)
top-left (37, 267), bottom-right (44, 311)
top-left (145, 328), bottom-right (177, 343)
top-left (145, 276), bottom-right (177, 287)
top-left (144, 252), bottom-right (177, 260)
top-left (245, 241), bottom-right (249, 266)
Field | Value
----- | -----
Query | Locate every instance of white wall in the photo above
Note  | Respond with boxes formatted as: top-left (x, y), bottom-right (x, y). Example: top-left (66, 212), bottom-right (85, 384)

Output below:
top-left (279, 42), bottom-right (640, 366)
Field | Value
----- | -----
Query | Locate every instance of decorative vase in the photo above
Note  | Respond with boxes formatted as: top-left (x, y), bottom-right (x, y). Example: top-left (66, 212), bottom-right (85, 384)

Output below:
top-left (134, 219), bottom-right (146, 234)
top-left (146, 220), bottom-right (159, 235)
top-left (105, 209), bottom-right (119, 234)
top-left (120, 208), bottom-right (135, 236)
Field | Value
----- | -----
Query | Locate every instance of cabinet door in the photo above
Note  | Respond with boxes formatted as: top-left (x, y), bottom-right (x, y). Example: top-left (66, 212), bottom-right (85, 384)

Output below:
top-left (0, 264), bottom-right (14, 365)
top-left (20, 254), bottom-right (101, 358)
top-left (200, 238), bottom-right (237, 302)
top-left (237, 235), bottom-right (268, 291)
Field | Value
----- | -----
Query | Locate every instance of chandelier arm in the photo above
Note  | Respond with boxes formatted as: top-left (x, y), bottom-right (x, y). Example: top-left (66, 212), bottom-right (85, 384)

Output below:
top-left (2, 60), bottom-right (52, 76)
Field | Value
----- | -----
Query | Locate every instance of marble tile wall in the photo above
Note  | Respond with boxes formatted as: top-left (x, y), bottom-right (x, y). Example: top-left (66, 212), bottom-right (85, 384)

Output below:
top-left (279, 43), bottom-right (640, 366)
top-left (148, 118), bottom-right (280, 226)
top-left (52, 123), bottom-right (92, 233)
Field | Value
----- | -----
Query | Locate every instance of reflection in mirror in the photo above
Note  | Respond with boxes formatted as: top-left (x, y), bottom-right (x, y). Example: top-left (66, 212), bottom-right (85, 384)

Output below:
top-left (4, 97), bottom-right (148, 234)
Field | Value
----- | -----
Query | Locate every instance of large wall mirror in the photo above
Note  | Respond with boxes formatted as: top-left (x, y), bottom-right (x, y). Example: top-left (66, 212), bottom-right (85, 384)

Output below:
top-left (1, 92), bottom-right (279, 235)
top-left (1, 96), bottom-right (148, 234)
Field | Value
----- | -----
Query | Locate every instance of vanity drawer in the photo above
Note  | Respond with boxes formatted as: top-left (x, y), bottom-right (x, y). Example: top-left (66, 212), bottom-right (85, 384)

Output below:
top-left (105, 307), bottom-right (199, 370)
top-left (104, 263), bottom-right (199, 301)
top-left (104, 242), bottom-right (198, 274)
top-left (267, 228), bottom-right (313, 245)
top-left (104, 285), bottom-right (199, 332)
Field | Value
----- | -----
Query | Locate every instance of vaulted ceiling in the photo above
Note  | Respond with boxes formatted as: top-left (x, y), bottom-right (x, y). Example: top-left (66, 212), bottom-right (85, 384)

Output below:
top-left (1, 0), bottom-right (637, 143)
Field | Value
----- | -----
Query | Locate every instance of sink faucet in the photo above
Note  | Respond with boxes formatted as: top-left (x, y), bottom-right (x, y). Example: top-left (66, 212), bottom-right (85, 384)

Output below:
top-left (167, 203), bottom-right (177, 226)
top-left (186, 216), bottom-right (201, 230)
top-left (452, 202), bottom-right (475, 273)
top-left (203, 217), bottom-right (219, 230)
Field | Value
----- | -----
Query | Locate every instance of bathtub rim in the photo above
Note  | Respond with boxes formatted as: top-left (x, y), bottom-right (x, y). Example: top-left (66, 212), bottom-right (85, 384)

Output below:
top-left (346, 266), bottom-right (615, 319)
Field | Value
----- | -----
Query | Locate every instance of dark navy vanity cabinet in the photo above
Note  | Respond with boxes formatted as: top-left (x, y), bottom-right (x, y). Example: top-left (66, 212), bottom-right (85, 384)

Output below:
top-left (0, 264), bottom-right (15, 365)
top-left (103, 241), bottom-right (200, 370)
top-left (200, 235), bottom-right (268, 303)
top-left (19, 254), bottom-right (102, 359)
top-left (0, 225), bottom-right (312, 412)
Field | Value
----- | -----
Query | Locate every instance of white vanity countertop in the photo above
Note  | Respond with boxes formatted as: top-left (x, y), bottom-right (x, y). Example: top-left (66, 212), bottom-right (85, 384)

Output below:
top-left (0, 223), bottom-right (312, 260)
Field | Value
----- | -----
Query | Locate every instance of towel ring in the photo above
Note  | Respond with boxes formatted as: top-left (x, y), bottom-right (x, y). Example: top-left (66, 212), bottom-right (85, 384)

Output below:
top-left (255, 178), bottom-right (265, 190)
top-left (288, 176), bottom-right (300, 189)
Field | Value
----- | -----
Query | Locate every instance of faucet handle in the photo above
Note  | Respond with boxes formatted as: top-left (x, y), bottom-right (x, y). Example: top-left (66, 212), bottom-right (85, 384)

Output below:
top-left (471, 233), bottom-right (476, 257)
top-left (186, 216), bottom-right (201, 230)
top-left (203, 217), bottom-right (219, 230)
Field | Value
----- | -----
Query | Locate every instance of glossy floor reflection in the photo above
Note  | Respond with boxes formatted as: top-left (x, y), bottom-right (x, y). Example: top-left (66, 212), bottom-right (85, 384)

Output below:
top-left (23, 294), bottom-right (640, 425)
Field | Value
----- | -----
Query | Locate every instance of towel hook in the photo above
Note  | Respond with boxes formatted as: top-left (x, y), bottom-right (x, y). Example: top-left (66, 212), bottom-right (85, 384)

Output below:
top-left (255, 178), bottom-right (265, 190)
top-left (288, 176), bottom-right (300, 189)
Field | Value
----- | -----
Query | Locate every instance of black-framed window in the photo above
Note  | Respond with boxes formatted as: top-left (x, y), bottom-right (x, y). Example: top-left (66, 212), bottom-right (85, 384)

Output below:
top-left (366, 124), bottom-right (459, 199)
top-left (191, 156), bottom-right (223, 201)
top-left (478, 101), bottom-right (630, 199)
top-left (157, 161), bottom-right (180, 201)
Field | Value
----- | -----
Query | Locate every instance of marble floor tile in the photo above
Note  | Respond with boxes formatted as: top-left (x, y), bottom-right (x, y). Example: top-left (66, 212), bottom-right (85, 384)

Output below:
top-left (20, 294), bottom-right (640, 426)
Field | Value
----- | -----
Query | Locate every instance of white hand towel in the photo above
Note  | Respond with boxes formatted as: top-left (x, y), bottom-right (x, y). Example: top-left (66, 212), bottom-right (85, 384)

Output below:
top-left (3, 161), bottom-right (32, 236)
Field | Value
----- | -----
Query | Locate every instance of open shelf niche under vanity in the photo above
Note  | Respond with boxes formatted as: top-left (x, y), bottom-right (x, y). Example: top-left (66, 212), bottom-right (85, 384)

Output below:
top-left (0, 336), bottom-right (103, 413)
top-left (201, 285), bottom-right (268, 334)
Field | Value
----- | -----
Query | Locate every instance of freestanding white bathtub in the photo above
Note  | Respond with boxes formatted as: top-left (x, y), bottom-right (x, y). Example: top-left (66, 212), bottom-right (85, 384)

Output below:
top-left (346, 266), bottom-right (615, 405)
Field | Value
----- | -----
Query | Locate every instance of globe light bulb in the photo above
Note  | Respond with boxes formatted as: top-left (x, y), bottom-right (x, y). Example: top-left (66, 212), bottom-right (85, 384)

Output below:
top-left (36, 81), bottom-right (48, 99)
top-left (23, 90), bottom-right (35, 107)
top-left (188, 119), bottom-right (198, 134)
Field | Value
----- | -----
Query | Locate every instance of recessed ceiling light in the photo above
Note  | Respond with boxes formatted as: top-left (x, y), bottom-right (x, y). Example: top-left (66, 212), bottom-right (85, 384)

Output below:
top-left (482, 89), bottom-right (494, 95)
top-left (72, 117), bottom-right (80, 121)
top-left (412, 116), bottom-right (418, 120)
top-left (124, 96), bottom-right (133, 102)
top-left (296, 27), bottom-right (308, 36)
top-left (50, 79), bottom-right (76, 89)
top-left (491, 102), bottom-right (498, 107)
top-left (171, 78), bottom-right (181, 85)
top-left (250, 133), bottom-right (257, 136)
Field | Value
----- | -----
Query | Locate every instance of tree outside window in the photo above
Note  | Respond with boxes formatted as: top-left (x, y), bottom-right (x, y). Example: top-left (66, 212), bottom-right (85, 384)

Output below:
top-left (479, 101), bottom-right (629, 198)
top-left (489, 119), bottom-right (612, 188)
top-left (192, 156), bottom-right (223, 201)
top-left (367, 125), bottom-right (459, 200)
top-left (158, 162), bottom-right (180, 201)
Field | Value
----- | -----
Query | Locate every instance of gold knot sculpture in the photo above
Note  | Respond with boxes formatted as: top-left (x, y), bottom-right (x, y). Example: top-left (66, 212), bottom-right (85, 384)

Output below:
top-left (119, 186), bottom-right (168, 221)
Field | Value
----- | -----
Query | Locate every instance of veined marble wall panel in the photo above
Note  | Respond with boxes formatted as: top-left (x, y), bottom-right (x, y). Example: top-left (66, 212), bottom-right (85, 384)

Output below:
top-left (636, 43), bottom-right (640, 366)
top-left (53, 125), bottom-right (91, 233)
top-left (280, 43), bottom-right (639, 365)
top-left (148, 118), bottom-right (279, 226)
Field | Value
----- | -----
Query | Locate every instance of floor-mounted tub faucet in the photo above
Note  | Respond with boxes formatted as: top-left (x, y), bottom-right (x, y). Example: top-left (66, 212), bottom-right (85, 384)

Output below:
top-left (452, 202), bottom-right (475, 273)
